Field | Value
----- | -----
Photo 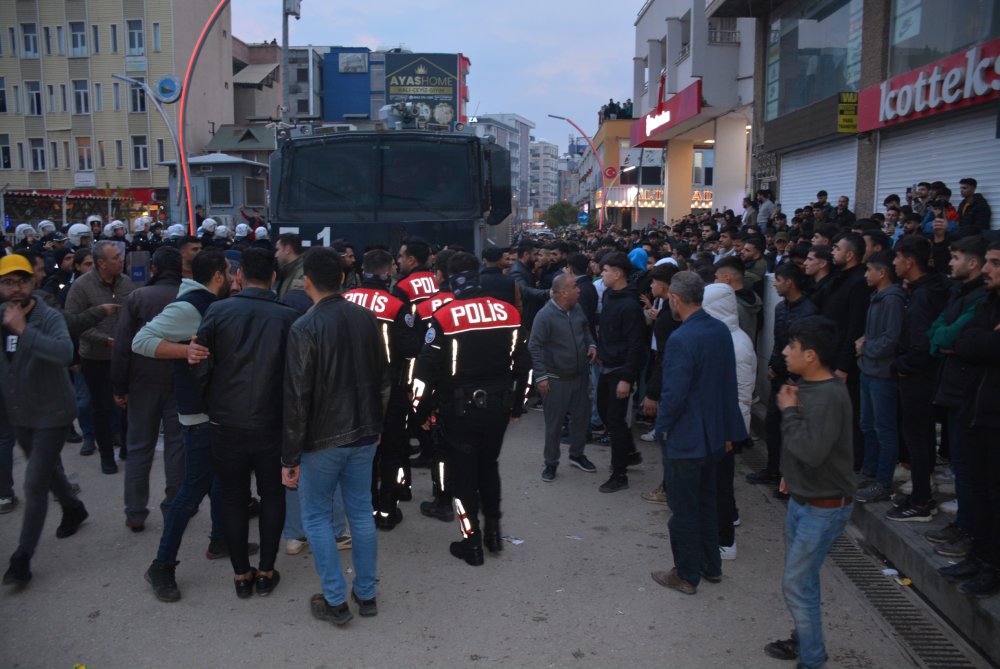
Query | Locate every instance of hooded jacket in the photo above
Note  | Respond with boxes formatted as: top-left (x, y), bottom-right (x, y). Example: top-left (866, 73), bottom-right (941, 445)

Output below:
top-left (858, 284), bottom-right (906, 379)
top-left (954, 291), bottom-right (1000, 428)
top-left (931, 275), bottom-right (987, 407)
top-left (770, 294), bottom-right (817, 380)
top-left (956, 193), bottom-right (992, 235)
top-left (596, 285), bottom-right (645, 383)
top-left (820, 263), bottom-right (871, 376)
top-left (110, 270), bottom-right (182, 394)
top-left (734, 287), bottom-right (762, 347)
top-left (702, 284), bottom-right (757, 430)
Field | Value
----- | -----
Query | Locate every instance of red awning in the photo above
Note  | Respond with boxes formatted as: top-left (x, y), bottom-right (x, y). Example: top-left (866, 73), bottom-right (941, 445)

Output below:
top-left (6, 188), bottom-right (159, 204)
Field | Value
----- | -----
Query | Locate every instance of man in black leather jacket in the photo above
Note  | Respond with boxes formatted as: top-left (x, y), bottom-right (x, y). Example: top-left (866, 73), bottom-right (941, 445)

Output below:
top-left (190, 248), bottom-right (298, 598)
top-left (282, 248), bottom-right (389, 625)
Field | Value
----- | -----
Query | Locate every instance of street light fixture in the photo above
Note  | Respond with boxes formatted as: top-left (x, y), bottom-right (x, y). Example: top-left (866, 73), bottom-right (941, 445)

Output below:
top-left (548, 113), bottom-right (607, 230)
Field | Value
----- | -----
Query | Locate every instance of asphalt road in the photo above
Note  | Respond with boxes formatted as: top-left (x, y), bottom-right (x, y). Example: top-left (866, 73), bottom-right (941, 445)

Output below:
top-left (1, 411), bottom-right (919, 668)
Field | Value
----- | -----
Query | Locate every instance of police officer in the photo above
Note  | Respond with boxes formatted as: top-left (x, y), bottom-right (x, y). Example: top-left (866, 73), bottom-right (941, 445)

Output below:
top-left (343, 249), bottom-right (412, 530)
top-left (411, 252), bottom-right (530, 566)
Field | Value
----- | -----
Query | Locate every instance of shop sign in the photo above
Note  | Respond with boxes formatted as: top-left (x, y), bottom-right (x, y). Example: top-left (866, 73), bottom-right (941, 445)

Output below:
top-left (837, 92), bottom-right (858, 133)
top-left (691, 190), bottom-right (714, 209)
top-left (385, 53), bottom-right (459, 126)
top-left (631, 81), bottom-right (703, 147)
top-left (858, 38), bottom-right (1000, 132)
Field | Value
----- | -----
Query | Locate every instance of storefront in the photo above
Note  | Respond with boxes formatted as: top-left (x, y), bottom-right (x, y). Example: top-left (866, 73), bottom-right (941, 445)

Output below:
top-left (860, 36), bottom-right (1000, 229)
top-left (778, 139), bottom-right (857, 212)
top-left (2, 187), bottom-right (165, 232)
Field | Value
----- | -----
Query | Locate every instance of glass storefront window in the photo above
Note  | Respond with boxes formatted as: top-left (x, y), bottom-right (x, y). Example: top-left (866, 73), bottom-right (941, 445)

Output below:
top-left (889, 0), bottom-right (1000, 77)
top-left (765, 0), bottom-right (864, 121)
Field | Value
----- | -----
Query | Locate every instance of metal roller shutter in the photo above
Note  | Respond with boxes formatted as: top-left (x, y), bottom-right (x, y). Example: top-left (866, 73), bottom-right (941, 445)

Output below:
top-left (876, 108), bottom-right (999, 230)
top-left (778, 140), bottom-right (857, 212)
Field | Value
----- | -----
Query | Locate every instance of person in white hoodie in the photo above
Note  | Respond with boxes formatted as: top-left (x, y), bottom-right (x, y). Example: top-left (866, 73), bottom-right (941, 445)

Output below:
top-left (703, 283), bottom-right (757, 560)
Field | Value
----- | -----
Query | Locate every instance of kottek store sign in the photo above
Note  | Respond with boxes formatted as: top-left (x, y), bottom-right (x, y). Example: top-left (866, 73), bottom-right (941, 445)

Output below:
top-left (858, 37), bottom-right (1000, 132)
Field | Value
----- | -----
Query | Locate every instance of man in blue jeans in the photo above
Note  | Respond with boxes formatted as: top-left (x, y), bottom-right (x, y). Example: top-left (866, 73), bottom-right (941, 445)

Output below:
top-left (133, 249), bottom-right (244, 602)
top-left (766, 317), bottom-right (855, 668)
top-left (282, 248), bottom-right (389, 626)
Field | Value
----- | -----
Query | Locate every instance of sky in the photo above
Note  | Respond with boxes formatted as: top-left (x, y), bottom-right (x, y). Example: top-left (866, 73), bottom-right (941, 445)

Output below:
top-left (230, 0), bottom-right (640, 153)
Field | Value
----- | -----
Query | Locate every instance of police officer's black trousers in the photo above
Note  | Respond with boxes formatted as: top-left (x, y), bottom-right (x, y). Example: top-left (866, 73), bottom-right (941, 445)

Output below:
top-left (443, 406), bottom-right (508, 534)
top-left (373, 385), bottom-right (409, 510)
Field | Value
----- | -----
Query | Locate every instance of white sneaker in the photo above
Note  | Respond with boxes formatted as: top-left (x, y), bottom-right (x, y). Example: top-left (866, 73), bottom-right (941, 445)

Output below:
top-left (893, 464), bottom-right (911, 483)
top-left (640, 430), bottom-right (656, 442)
top-left (286, 538), bottom-right (309, 555)
top-left (898, 480), bottom-right (936, 496)
top-left (939, 499), bottom-right (959, 514)
top-left (933, 469), bottom-right (955, 484)
top-left (720, 543), bottom-right (737, 561)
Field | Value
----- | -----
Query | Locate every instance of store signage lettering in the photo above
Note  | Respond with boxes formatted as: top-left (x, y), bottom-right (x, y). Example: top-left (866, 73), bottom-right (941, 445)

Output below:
top-left (631, 80), bottom-right (703, 147)
top-left (645, 110), bottom-right (672, 136)
top-left (858, 38), bottom-right (1000, 132)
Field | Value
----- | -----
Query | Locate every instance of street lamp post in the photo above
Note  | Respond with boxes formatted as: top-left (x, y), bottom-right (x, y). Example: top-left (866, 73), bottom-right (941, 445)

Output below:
top-left (281, 0), bottom-right (302, 124)
top-left (548, 114), bottom-right (608, 231)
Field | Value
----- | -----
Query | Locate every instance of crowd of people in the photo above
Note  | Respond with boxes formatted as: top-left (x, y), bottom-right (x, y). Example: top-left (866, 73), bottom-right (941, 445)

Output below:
top-left (0, 177), bottom-right (998, 665)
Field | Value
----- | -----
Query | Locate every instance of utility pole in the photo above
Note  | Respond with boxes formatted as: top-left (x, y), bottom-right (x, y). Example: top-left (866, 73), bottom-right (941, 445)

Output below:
top-left (281, 0), bottom-right (302, 124)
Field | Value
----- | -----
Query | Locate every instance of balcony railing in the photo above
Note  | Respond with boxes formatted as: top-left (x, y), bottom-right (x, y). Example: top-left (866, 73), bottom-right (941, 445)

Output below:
top-left (675, 43), bottom-right (690, 65)
top-left (708, 29), bottom-right (741, 45)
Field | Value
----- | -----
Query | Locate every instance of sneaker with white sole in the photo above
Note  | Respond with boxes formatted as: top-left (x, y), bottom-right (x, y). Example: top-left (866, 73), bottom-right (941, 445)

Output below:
top-left (886, 501), bottom-right (933, 522)
top-left (933, 470), bottom-right (955, 485)
top-left (855, 482), bottom-right (892, 504)
top-left (639, 430), bottom-right (656, 442)
top-left (641, 484), bottom-right (668, 505)
top-left (893, 464), bottom-right (911, 483)
top-left (938, 499), bottom-right (959, 514)
top-left (720, 543), bottom-right (737, 560)
top-left (897, 479), bottom-right (936, 496)
top-left (0, 496), bottom-right (17, 514)
top-left (286, 538), bottom-right (309, 555)
top-left (568, 455), bottom-right (597, 473)
top-left (336, 534), bottom-right (352, 550)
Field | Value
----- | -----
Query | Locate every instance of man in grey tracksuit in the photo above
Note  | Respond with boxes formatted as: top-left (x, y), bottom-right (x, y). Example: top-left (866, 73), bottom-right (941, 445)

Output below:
top-left (529, 273), bottom-right (598, 482)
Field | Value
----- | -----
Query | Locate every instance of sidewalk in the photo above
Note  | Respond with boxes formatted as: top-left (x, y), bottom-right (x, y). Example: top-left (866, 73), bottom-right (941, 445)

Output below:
top-left (851, 497), bottom-right (1000, 665)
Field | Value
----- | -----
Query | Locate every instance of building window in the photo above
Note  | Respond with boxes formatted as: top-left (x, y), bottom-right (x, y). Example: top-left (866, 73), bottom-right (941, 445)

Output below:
top-left (297, 67), bottom-right (309, 83)
top-left (296, 98), bottom-right (310, 114)
top-left (73, 80), bottom-right (90, 114)
top-left (30, 138), bottom-right (46, 171)
top-left (0, 135), bottom-right (11, 170)
top-left (16, 142), bottom-right (25, 169)
top-left (7, 28), bottom-right (16, 56)
top-left (0, 30), bottom-right (4, 56)
top-left (132, 135), bottom-right (148, 170)
top-left (0, 78), bottom-right (6, 113)
top-left (25, 81), bottom-right (42, 116)
top-left (244, 177), bottom-right (266, 207)
top-left (764, 0), bottom-right (864, 121)
top-left (60, 84), bottom-right (68, 112)
top-left (12, 85), bottom-right (20, 113)
top-left (69, 22), bottom-right (87, 57)
top-left (63, 141), bottom-right (70, 169)
top-left (50, 141), bottom-right (58, 169)
top-left (98, 139), bottom-right (106, 168)
top-left (43, 27), bottom-right (51, 55)
top-left (76, 137), bottom-right (93, 171)
top-left (156, 138), bottom-right (164, 163)
top-left (110, 24), bottom-right (119, 53)
top-left (113, 82), bottom-right (121, 111)
top-left (153, 23), bottom-right (161, 52)
top-left (127, 20), bottom-right (144, 56)
top-left (22, 24), bottom-right (39, 57)
top-left (115, 139), bottom-right (123, 168)
top-left (56, 26), bottom-right (65, 55)
top-left (92, 25), bottom-right (100, 54)
top-left (208, 177), bottom-right (232, 206)
top-left (47, 84), bottom-right (55, 112)
top-left (93, 83), bottom-right (102, 112)
top-left (130, 79), bottom-right (146, 113)
top-left (889, 0), bottom-right (1000, 77)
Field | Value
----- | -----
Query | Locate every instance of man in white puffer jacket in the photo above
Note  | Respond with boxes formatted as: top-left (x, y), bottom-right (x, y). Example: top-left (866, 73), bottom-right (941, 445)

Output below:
top-left (703, 283), bottom-right (757, 561)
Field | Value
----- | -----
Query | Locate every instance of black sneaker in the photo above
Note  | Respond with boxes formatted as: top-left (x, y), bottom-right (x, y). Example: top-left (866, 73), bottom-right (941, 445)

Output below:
top-left (925, 522), bottom-right (963, 545)
top-left (2, 550), bottom-right (31, 586)
top-left (374, 507), bottom-right (402, 531)
top-left (419, 499), bottom-right (454, 522)
top-left (593, 433), bottom-right (611, 445)
top-left (351, 590), bottom-right (378, 617)
top-left (79, 439), bottom-right (96, 456)
top-left (66, 428), bottom-right (83, 444)
top-left (627, 451), bottom-right (643, 467)
top-left (886, 501), bottom-right (933, 523)
top-left (101, 459), bottom-right (119, 474)
top-left (311, 593), bottom-right (353, 626)
top-left (247, 497), bottom-right (260, 518)
top-left (599, 475), bottom-right (629, 493)
top-left (764, 637), bottom-right (798, 661)
top-left (255, 569), bottom-right (280, 597)
top-left (959, 568), bottom-right (1000, 598)
top-left (939, 557), bottom-right (981, 581)
top-left (745, 469), bottom-right (780, 485)
top-left (56, 503), bottom-right (89, 539)
top-left (145, 560), bottom-right (181, 602)
top-left (568, 455), bottom-right (597, 473)
top-left (541, 464), bottom-right (557, 482)
top-left (234, 569), bottom-right (257, 599)
top-left (589, 422), bottom-right (606, 432)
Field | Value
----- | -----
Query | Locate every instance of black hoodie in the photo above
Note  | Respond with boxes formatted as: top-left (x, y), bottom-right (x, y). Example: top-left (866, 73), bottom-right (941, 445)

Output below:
top-left (892, 271), bottom-right (952, 378)
top-left (596, 286), bottom-right (645, 383)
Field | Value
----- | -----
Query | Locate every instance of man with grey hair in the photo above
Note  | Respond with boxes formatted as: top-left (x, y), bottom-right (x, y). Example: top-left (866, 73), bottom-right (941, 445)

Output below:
top-left (66, 240), bottom-right (135, 474)
top-left (650, 271), bottom-right (747, 596)
top-left (529, 273), bottom-right (598, 482)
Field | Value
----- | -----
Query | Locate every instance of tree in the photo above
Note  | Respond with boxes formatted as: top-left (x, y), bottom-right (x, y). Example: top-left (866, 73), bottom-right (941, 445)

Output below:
top-left (543, 201), bottom-right (579, 229)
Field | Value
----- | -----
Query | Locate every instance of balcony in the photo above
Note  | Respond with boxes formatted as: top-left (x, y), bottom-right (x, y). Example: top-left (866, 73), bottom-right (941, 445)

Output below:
top-left (708, 29), bottom-right (740, 45)
top-left (675, 43), bottom-right (691, 65)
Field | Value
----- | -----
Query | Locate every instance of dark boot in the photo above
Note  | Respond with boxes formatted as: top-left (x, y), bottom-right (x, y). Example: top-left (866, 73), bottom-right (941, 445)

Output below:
top-left (145, 560), bottom-right (181, 602)
top-left (484, 517), bottom-right (503, 554)
top-left (419, 497), bottom-right (454, 522)
top-left (100, 448), bottom-right (118, 474)
top-left (449, 533), bottom-right (484, 566)
top-left (2, 549), bottom-right (32, 586)
top-left (374, 497), bottom-right (402, 530)
top-left (56, 503), bottom-right (89, 539)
